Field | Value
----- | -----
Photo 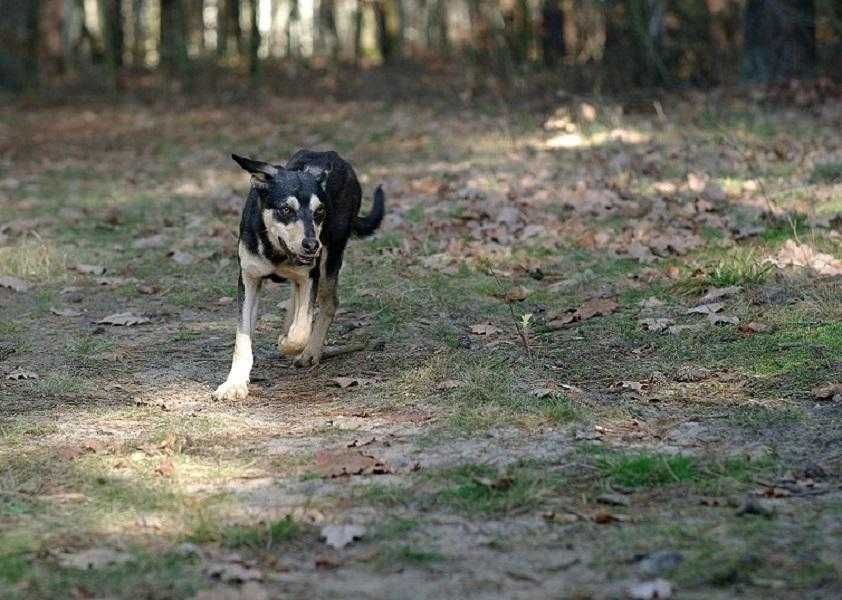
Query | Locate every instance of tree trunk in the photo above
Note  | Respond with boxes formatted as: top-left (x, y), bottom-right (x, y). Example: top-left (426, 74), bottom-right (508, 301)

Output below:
top-left (374, 1), bottom-right (397, 63)
top-left (160, 0), bottom-right (188, 71)
top-left (317, 0), bottom-right (338, 59)
top-left (541, 0), bottom-right (563, 66)
top-left (102, 0), bottom-right (124, 69)
top-left (353, 0), bottom-right (363, 63)
top-left (744, 0), bottom-right (816, 83)
top-left (248, 0), bottom-right (259, 80)
top-left (132, 0), bottom-right (146, 66)
top-left (218, 0), bottom-right (243, 58)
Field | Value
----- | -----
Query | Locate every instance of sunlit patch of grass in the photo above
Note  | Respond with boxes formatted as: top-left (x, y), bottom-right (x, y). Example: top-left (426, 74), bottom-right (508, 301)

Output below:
top-left (0, 241), bottom-right (67, 281)
top-left (591, 450), bottom-right (775, 493)
top-left (704, 249), bottom-right (773, 288)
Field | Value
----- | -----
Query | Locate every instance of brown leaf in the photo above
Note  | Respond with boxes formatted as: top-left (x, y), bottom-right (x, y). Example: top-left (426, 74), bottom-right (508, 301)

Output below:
top-left (329, 377), bottom-right (376, 389)
top-left (771, 239), bottom-right (842, 277)
top-left (473, 474), bottom-right (514, 491)
top-left (738, 321), bottom-right (772, 334)
top-left (542, 511), bottom-right (581, 524)
top-left (470, 322), bottom-right (502, 336)
top-left (0, 275), bottom-right (31, 292)
top-left (707, 313), bottom-right (739, 326)
top-left (591, 511), bottom-right (627, 524)
top-left (132, 235), bottom-right (166, 250)
top-left (686, 302), bottom-right (723, 315)
top-left (700, 285), bottom-right (741, 303)
top-left (137, 284), bottom-right (158, 295)
top-left (50, 307), bottom-right (83, 317)
top-left (74, 264), bottom-right (107, 276)
top-left (437, 379), bottom-right (463, 391)
top-left (504, 285), bottom-right (530, 303)
top-left (97, 312), bottom-right (151, 326)
top-left (314, 449), bottom-right (390, 478)
top-left (154, 458), bottom-right (175, 477)
top-left (812, 384), bottom-right (842, 402)
top-left (549, 298), bottom-right (618, 329)
top-left (638, 318), bottom-right (675, 333)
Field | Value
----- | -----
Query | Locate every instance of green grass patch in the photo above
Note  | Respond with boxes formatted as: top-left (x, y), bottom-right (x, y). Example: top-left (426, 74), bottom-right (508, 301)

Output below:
top-left (188, 515), bottom-right (303, 551)
top-left (426, 463), bottom-right (563, 515)
top-left (592, 450), bottom-right (775, 493)
top-left (811, 162), bottom-right (842, 184)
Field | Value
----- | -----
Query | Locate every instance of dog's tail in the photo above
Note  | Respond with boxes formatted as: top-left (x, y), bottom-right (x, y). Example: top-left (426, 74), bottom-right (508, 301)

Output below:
top-left (352, 185), bottom-right (385, 238)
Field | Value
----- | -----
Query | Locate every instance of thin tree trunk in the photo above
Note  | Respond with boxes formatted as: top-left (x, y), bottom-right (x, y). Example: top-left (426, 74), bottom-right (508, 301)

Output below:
top-left (132, 0), bottom-right (146, 66)
top-left (541, 0), bottom-right (564, 66)
top-left (26, 0), bottom-right (42, 86)
top-left (744, 0), bottom-right (816, 83)
top-left (160, 0), bottom-right (188, 72)
top-left (249, 0), bottom-right (259, 80)
top-left (353, 0), bottom-right (363, 63)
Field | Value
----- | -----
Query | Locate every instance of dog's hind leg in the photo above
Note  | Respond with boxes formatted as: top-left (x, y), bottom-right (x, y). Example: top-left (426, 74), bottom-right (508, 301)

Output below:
top-left (278, 276), bottom-right (314, 357)
top-left (214, 271), bottom-right (261, 400)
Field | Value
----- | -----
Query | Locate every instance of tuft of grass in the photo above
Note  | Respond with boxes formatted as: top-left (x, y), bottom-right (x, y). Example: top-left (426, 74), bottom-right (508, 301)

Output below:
top-left (188, 515), bottom-right (302, 551)
top-left (704, 250), bottom-right (772, 288)
top-left (427, 463), bottom-right (563, 515)
top-left (811, 162), bottom-right (842, 184)
top-left (0, 241), bottom-right (67, 281)
top-left (592, 451), bottom-right (775, 492)
top-left (31, 374), bottom-right (85, 397)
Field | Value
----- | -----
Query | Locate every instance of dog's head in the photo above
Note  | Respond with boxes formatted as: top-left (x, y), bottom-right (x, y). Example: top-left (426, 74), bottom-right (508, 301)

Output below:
top-left (232, 154), bottom-right (328, 266)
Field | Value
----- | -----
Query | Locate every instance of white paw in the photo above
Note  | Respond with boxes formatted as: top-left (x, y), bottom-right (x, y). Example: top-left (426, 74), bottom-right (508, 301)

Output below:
top-left (278, 335), bottom-right (307, 357)
top-left (212, 379), bottom-right (249, 401)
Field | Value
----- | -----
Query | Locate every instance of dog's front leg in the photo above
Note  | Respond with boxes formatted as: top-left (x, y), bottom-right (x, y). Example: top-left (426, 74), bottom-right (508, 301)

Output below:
top-left (278, 276), bottom-right (313, 357)
top-left (214, 272), bottom-right (261, 400)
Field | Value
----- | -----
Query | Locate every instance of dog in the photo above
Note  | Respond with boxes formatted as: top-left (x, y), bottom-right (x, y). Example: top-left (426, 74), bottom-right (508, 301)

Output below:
top-left (213, 150), bottom-right (384, 401)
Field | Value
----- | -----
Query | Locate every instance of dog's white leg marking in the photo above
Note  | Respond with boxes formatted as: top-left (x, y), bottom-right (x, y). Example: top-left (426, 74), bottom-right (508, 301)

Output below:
top-left (278, 277), bottom-right (313, 357)
top-left (214, 275), bottom-right (261, 401)
top-left (295, 252), bottom-right (337, 367)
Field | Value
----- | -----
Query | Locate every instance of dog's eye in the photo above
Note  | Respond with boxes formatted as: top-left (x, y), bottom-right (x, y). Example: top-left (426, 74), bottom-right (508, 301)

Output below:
top-left (313, 207), bottom-right (326, 221)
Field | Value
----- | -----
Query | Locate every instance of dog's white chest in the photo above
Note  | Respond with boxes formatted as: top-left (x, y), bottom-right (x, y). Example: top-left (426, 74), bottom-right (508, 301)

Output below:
top-left (238, 242), bottom-right (311, 282)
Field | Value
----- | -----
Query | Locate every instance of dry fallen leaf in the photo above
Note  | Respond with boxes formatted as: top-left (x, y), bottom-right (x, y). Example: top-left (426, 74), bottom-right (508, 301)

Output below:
top-left (686, 302), bottom-right (723, 315)
top-left (700, 285), bottom-right (741, 303)
top-left (50, 307), bottom-right (82, 317)
top-left (6, 368), bottom-right (38, 380)
top-left (504, 285), bottom-right (530, 303)
top-left (154, 458), bottom-right (175, 477)
top-left (204, 559), bottom-right (263, 584)
top-left (738, 321), bottom-right (772, 334)
top-left (627, 578), bottom-right (673, 600)
top-left (639, 318), bottom-right (675, 333)
top-left (132, 234), bottom-right (166, 249)
top-left (470, 322), bottom-right (502, 336)
top-left (770, 239), bottom-right (842, 277)
top-left (0, 275), bottom-right (30, 292)
top-left (57, 548), bottom-right (132, 570)
top-left (549, 298), bottom-right (618, 329)
top-left (170, 250), bottom-right (194, 265)
top-left (74, 264), bottom-right (106, 276)
top-left (707, 313), bottom-right (739, 325)
top-left (329, 377), bottom-right (376, 389)
top-left (314, 449), bottom-right (391, 478)
top-left (97, 312), bottom-right (151, 326)
top-left (812, 384), bottom-right (842, 402)
top-left (437, 379), bottom-right (463, 391)
top-left (320, 524), bottom-right (365, 549)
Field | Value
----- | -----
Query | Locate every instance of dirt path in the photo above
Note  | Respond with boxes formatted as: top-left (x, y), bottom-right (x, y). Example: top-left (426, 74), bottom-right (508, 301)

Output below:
top-left (1, 93), bottom-right (841, 599)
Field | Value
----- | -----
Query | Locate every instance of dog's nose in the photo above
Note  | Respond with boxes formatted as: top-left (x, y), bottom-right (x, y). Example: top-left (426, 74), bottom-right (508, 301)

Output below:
top-left (302, 238), bottom-right (320, 254)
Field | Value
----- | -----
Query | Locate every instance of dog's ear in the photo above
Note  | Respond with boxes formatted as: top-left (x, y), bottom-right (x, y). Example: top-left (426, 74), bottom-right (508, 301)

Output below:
top-left (231, 154), bottom-right (279, 186)
top-left (304, 165), bottom-right (330, 192)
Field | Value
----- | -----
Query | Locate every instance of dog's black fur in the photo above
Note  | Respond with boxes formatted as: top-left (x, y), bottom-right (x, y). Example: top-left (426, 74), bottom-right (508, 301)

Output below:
top-left (213, 149), bottom-right (384, 401)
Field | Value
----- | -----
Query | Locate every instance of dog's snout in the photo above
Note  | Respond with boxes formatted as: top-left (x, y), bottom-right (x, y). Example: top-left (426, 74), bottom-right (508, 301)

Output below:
top-left (302, 238), bottom-right (320, 254)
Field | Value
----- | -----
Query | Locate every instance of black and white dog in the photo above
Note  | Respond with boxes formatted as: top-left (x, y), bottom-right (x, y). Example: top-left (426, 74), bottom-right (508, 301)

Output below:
top-left (213, 150), bottom-right (384, 401)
